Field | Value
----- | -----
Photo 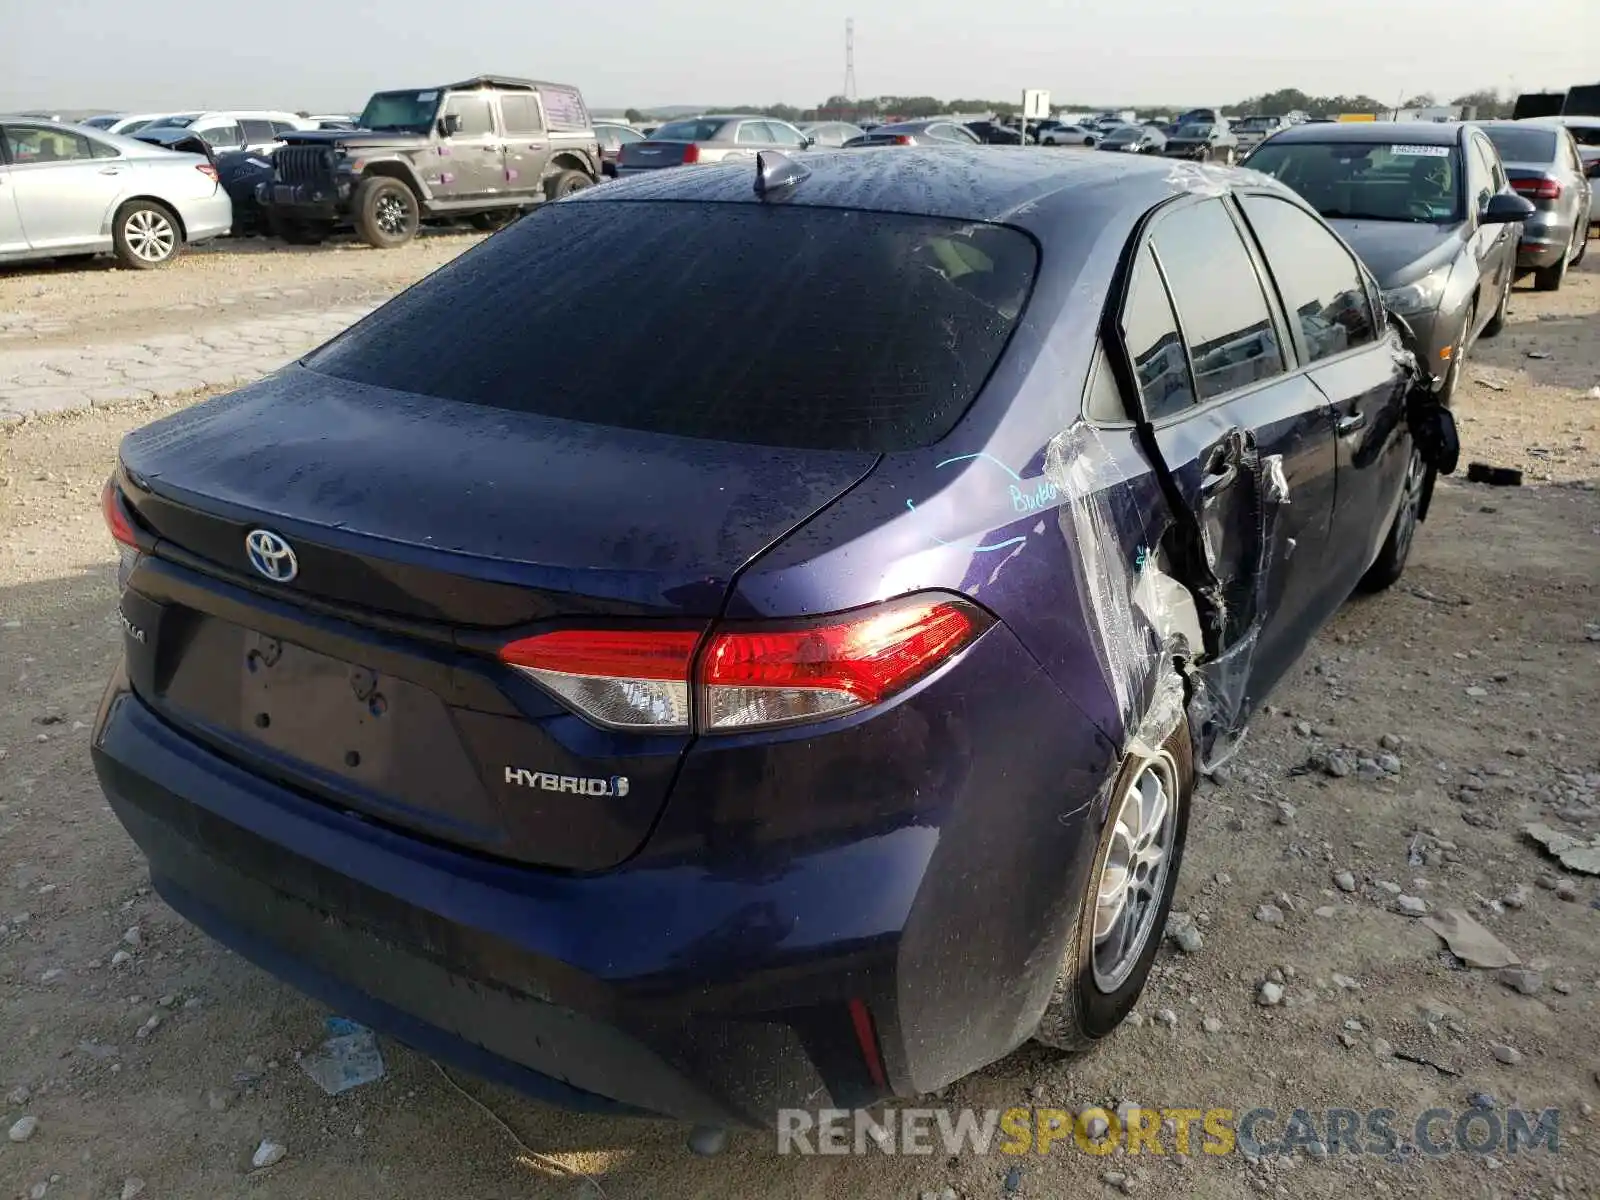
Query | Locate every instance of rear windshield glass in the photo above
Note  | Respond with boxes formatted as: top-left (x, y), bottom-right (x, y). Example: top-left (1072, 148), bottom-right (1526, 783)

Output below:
top-left (652, 119), bottom-right (728, 142)
top-left (1482, 126), bottom-right (1557, 163)
top-left (306, 201), bottom-right (1038, 453)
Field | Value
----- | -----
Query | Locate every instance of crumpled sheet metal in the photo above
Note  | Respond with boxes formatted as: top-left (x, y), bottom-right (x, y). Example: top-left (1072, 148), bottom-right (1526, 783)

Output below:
top-left (1044, 420), bottom-right (1290, 772)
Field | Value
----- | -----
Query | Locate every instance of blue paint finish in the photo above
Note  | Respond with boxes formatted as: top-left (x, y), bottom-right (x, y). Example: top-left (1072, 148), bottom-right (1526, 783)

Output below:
top-left (95, 147), bottom-right (1419, 1129)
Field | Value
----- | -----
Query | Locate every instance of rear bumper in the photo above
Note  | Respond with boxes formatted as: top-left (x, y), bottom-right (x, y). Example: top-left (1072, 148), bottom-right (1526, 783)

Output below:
top-left (1516, 213), bottom-right (1573, 268)
top-left (175, 192), bottom-right (234, 244)
top-left (93, 621), bottom-right (1114, 1127)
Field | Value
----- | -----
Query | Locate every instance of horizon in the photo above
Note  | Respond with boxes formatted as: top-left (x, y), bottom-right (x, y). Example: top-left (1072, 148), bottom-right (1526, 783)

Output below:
top-left (5, 0), bottom-right (1594, 116)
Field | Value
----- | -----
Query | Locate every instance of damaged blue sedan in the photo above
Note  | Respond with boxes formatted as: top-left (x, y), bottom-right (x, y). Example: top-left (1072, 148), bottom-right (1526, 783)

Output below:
top-left (92, 147), bottom-right (1451, 1132)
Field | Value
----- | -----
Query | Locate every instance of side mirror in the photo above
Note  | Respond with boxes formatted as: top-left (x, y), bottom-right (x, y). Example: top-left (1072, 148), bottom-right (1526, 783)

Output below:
top-left (801, 136), bottom-right (816, 149)
top-left (1586, 160), bottom-right (1600, 179)
top-left (440, 113), bottom-right (462, 137)
top-left (1481, 191), bottom-right (1536, 224)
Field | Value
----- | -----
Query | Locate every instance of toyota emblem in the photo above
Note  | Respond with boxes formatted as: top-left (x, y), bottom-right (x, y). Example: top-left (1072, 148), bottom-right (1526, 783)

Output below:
top-left (245, 529), bottom-right (298, 583)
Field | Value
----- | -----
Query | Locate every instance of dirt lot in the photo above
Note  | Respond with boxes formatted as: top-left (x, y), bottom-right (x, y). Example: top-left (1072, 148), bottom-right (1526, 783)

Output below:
top-left (1, 241), bottom-right (1598, 1200)
top-left (0, 232), bottom-right (482, 350)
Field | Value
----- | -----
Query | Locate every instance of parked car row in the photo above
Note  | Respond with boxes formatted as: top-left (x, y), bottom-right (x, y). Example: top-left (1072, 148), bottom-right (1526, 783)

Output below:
top-left (0, 119), bottom-right (232, 268)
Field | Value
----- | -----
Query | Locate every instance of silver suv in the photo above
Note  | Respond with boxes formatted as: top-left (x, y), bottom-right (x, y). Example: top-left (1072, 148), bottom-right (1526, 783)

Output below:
top-left (258, 75), bottom-right (602, 248)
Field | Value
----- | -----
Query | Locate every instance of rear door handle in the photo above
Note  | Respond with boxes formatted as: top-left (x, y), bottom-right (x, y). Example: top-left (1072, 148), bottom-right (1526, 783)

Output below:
top-left (1338, 411), bottom-right (1368, 435)
top-left (98, 166), bottom-right (124, 175)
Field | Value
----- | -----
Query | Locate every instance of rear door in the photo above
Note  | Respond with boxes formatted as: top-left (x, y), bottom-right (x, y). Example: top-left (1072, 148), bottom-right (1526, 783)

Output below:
top-left (1, 125), bottom-right (125, 250)
top-left (498, 93), bottom-right (550, 190)
top-left (0, 137), bottom-right (27, 253)
top-left (1560, 130), bottom-right (1593, 231)
top-left (1236, 191), bottom-right (1411, 602)
top-left (1120, 195), bottom-right (1339, 711)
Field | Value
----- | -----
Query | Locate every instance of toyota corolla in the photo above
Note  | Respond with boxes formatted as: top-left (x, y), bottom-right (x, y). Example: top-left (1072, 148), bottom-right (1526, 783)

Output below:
top-left (93, 148), bottom-right (1449, 1133)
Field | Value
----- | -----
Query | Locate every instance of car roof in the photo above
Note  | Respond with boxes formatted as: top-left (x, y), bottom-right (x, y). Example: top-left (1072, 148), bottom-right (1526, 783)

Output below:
top-left (573, 145), bottom-right (1272, 233)
top-left (1268, 120), bottom-right (1463, 146)
top-left (439, 75), bottom-right (581, 93)
top-left (1477, 119), bottom-right (1563, 134)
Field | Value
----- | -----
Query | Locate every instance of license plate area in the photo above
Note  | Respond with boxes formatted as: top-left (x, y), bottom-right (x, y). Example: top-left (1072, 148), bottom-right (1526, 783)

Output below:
top-left (240, 630), bottom-right (395, 781)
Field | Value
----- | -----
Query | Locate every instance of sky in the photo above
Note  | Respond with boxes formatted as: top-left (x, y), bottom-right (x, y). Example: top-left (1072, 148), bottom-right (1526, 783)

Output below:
top-left (5, 0), bottom-right (1595, 115)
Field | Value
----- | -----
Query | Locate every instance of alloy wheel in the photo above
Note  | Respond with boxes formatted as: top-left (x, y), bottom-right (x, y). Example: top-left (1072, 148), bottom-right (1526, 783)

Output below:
top-left (1391, 448), bottom-right (1427, 566)
top-left (375, 194), bottom-right (410, 237)
top-left (1092, 750), bottom-right (1179, 992)
top-left (125, 209), bottom-right (175, 263)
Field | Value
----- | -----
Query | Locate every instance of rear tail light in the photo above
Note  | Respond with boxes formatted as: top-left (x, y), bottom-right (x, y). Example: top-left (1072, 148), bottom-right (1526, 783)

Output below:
top-left (892, 135), bottom-right (911, 146)
top-left (1511, 177), bottom-right (1561, 200)
top-left (498, 595), bottom-right (988, 734)
top-left (102, 478), bottom-right (141, 589)
top-left (196, 163), bottom-right (219, 182)
top-left (682, 143), bottom-right (700, 164)
top-left (500, 629), bottom-right (699, 731)
top-left (102, 478), bottom-right (137, 548)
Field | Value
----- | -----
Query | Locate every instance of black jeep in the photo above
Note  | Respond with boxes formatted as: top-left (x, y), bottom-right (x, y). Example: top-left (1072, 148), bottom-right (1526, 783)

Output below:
top-left (258, 75), bottom-right (603, 248)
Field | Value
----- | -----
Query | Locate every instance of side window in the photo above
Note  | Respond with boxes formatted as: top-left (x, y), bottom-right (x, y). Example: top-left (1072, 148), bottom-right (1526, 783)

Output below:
top-left (271, 120), bottom-right (298, 137)
top-left (1464, 139), bottom-right (1493, 211)
top-left (1084, 345), bottom-right (1129, 423)
top-left (616, 127), bottom-right (643, 145)
top-left (500, 95), bottom-right (544, 135)
top-left (768, 123), bottom-right (805, 147)
top-left (88, 137), bottom-right (119, 160)
top-left (443, 94), bottom-right (495, 136)
top-left (202, 122), bottom-right (243, 148)
top-left (1119, 245), bottom-right (1195, 419)
top-left (5, 127), bottom-right (96, 162)
top-left (736, 122), bottom-right (771, 144)
top-left (1150, 199), bottom-right (1285, 402)
top-left (1240, 195), bottom-right (1377, 363)
top-left (1473, 136), bottom-right (1506, 192)
top-left (239, 119), bottom-right (275, 144)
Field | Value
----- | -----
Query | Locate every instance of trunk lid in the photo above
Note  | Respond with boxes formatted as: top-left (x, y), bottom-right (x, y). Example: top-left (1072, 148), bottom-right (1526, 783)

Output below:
top-left (618, 140), bottom-right (695, 169)
top-left (1504, 164), bottom-right (1564, 211)
top-left (117, 368), bottom-right (878, 869)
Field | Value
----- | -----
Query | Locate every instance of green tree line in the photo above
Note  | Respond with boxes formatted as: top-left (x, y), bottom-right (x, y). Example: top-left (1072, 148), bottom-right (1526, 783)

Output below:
top-left (621, 86), bottom-right (1515, 124)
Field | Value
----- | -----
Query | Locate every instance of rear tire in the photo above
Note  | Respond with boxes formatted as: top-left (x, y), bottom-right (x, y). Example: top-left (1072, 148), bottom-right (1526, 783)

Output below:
top-left (111, 200), bottom-right (181, 269)
top-left (1533, 241), bottom-right (1569, 292)
top-left (544, 169), bottom-right (594, 201)
top-left (353, 177), bottom-right (420, 249)
top-left (1033, 718), bottom-right (1194, 1053)
top-left (1358, 446), bottom-right (1428, 593)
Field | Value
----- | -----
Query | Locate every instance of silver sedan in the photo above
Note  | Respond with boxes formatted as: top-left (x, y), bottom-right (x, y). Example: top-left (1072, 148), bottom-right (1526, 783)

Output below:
top-left (615, 115), bottom-right (814, 174)
top-left (1, 120), bottom-right (232, 269)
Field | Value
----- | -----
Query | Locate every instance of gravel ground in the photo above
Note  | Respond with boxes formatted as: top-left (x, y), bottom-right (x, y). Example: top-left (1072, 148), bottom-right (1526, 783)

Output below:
top-left (1, 241), bottom-right (1597, 1200)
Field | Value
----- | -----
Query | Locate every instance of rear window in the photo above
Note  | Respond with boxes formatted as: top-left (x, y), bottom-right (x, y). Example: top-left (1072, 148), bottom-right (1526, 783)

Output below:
top-left (307, 201), bottom-right (1038, 453)
top-left (1483, 126), bottom-right (1557, 163)
top-left (652, 119), bottom-right (728, 142)
top-left (538, 86), bottom-right (589, 132)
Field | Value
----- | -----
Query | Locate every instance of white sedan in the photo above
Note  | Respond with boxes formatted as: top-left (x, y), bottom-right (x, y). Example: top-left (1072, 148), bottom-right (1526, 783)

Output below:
top-left (1, 120), bottom-right (233, 269)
